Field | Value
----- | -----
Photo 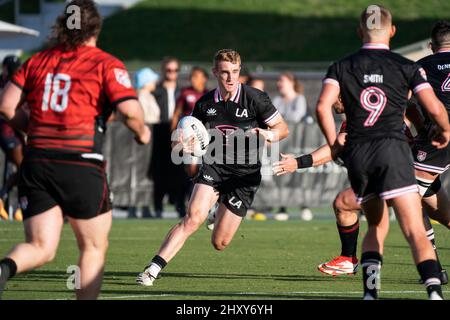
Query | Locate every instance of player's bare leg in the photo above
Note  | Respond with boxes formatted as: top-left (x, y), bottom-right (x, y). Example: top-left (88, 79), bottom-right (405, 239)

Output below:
top-left (0, 206), bottom-right (64, 299)
top-left (359, 197), bottom-right (389, 300)
top-left (211, 204), bottom-right (243, 251)
top-left (416, 169), bottom-right (448, 284)
top-left (361, 199), bottom-right (389, 254)
top-left (68, 211), bottom-right (112, 300)
top-left (318, 188), bottom-right (361, 276)
top-left (388, 193), bottom-right (443, 299)
top-left (423, 189), bottom-right (450, 228)
top-left (137, 183), bottom-right (219, 286)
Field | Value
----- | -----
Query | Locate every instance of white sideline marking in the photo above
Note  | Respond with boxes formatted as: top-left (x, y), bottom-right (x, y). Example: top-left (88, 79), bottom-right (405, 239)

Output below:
top-left (97, 290), bottom-right (450, 300)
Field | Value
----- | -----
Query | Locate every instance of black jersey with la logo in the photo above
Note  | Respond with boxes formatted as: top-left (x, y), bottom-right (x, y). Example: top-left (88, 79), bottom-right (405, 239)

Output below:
top-left (191, 83), bottom-right (279, 172)
top-left (325, 43), bottom-right (431, 144)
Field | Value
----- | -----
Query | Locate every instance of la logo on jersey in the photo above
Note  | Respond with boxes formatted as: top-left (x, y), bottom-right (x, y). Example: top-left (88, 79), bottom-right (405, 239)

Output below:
top-left (228, 196), bottom-right (242, 209)
top-left (235, 108), bottom-right (248, 118)
top-left (114, 68), bottom-right (132, 88)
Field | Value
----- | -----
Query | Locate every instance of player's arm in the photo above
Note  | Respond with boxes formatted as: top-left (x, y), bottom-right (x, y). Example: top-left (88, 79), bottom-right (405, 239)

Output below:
top-left (0, 82), bottom-right (28, 132)
top-left (265, 115), bottom-right (289, 142)
top-left (116, 99), bottom-right (151, 145)
top-left (316, 83), bottom-right (341, 147)
top-left (415, 87), bottom-right (450, 148)
top-left (272, 131), bottom-right (346, 176)
top-left (252, 114), bottom-right (289, 143)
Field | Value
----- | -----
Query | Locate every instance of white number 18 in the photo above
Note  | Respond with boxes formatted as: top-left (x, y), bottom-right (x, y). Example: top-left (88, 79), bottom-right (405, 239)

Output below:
top-left (42, 73), bottom-right (71, 112)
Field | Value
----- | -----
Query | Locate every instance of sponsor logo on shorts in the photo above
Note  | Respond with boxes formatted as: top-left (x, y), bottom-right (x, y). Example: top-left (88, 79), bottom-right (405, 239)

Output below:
top-left (417, 150), bottom-right (427, 162)
top-left (203, 175), bottom-right (214, 182)
top-left (19, 196), bottom-right (28, 210)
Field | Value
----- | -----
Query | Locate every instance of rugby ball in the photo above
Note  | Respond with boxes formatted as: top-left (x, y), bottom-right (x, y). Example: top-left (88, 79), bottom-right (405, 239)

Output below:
top-left (177, 116), bottom-right (209, 156)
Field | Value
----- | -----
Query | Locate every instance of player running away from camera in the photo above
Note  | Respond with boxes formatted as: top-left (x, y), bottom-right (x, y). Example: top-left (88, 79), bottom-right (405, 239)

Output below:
top-left (316, 5), bottom-right (450, 300)
top-left (137, 49), bottom-right (289, 286)
top-left (0, 0), bottom-right (150, 300)
top-left (273, 98), bottom-right (449, 284)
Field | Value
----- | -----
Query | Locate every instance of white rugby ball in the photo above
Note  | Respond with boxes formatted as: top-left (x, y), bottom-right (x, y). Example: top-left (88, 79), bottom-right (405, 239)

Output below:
top-left (177, 116), bottom-right (209, 156)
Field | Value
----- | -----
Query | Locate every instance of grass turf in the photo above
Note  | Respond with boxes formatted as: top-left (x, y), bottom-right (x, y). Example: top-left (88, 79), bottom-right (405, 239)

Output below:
top-left (0, 218), bottom-right (448, 300)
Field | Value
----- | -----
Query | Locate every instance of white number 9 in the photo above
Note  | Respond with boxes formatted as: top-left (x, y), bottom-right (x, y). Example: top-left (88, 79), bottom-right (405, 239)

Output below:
top-left (360, 86), bottom-right (387, 127)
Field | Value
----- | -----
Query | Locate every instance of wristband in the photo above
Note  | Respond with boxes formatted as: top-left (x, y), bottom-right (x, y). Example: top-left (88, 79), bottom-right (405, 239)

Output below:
top-left (296, 154), bottom-right (313, 169)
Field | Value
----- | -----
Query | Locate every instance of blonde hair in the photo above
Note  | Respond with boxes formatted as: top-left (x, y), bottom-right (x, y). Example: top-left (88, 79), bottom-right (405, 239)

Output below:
top-left (359, 5), bottom-right (392, 36)
top-left (213, 49), bottom-right (241, 68)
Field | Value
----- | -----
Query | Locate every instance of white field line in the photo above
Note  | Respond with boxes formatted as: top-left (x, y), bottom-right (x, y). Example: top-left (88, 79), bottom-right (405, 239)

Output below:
top-left (91, 290), bottom-right (450, 300)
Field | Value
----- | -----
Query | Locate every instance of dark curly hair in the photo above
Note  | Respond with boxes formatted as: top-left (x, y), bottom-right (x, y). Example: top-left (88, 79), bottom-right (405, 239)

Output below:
top-left (49, 0), bottom-right (102, 50)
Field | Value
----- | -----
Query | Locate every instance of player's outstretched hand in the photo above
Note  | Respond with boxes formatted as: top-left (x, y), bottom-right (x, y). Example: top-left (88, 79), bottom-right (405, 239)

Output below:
top-left (135, 125), bottom-right (151, 145)
top-left (272, 153), bottom-right (297, 176)
top-left (431, 129), bottom-right (450, 149)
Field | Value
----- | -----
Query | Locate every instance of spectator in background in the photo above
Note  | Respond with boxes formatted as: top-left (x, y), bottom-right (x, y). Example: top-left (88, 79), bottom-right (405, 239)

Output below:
top-left (171, 67), bottom-right (209, 132)
top-left (248, 76), bottom-right (265, 92)
top-left (170, 67), bottom-right (209, 206)
top-left (272, 72), bottom-right (310, 218)
top-left (124, 68), bottom-right (161, 219)
top-left (239, 66), bottom-right (251, 84)
top-left (0, 55), bottom-right (24, 221)
top-left (272, 72), bottom-right (307, 123)
top-left (149, 57), bottom-right (186, 218)
top-left (136, 67), bottom-right (160, 125)
top-left (171, 67), bottom-right (209, 177)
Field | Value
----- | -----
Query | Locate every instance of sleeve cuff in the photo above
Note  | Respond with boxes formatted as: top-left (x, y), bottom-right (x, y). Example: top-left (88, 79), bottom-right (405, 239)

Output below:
top-left (323, 78), bottom-right (340, 88)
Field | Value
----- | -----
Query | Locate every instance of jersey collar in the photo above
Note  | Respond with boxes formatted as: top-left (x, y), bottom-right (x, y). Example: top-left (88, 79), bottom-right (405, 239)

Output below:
top-left (437, 48), bottom-right (450, 53)
top-left (362, 43), bottom-right (390, 50)
top-left (214, 83), bottom-right (241, 103)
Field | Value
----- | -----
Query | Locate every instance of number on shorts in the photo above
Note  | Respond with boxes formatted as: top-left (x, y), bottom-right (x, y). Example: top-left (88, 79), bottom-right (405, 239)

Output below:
top-left (42, 73), bottom-right (71, 112)
top-left (360, 86), bottom-right (387, 127)
top-left (442, 73), bottom-right (450, 92)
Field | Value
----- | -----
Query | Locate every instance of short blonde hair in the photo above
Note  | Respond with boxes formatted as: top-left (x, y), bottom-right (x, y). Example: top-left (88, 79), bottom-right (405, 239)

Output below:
top-left (213, 49), bottom-right (241, 68)
top-left (359, 5), bottom-right (392, 35)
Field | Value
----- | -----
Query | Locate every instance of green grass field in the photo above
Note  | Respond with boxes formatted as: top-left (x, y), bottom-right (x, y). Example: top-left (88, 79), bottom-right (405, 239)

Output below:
top-left (98, 0), bottom-right (450, 62)
top-left (0, 218), bottom-right (448, 300)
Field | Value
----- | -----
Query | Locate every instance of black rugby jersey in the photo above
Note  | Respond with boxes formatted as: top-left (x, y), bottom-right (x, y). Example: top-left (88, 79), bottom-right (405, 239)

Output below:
top-left (417, 49), bottom-right (450, 126)
top-left (191, 83), bottom-right (279, 172)
top-left (325, 43), bottom-right (431, 144)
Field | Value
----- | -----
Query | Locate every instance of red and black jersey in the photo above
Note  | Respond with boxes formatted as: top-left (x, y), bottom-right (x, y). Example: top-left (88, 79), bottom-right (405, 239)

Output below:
top-left (177, 86), bottom-right (208, 116)
top-left (11, 45), bottom-right (137, 155)
top-left (325, 43), bottom-right (431, 144)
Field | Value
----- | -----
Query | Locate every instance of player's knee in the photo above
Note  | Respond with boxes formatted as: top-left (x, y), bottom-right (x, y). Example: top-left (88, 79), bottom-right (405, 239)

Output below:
top-left (183, 209), bottom-right (204, 232)
top-left (333, 194), bottom-right (349, 215)
top-left (32, 242), bottom-right (57, 264)
top-left (78, 237), bottom-right (109, 254)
